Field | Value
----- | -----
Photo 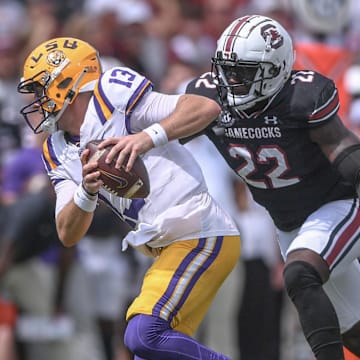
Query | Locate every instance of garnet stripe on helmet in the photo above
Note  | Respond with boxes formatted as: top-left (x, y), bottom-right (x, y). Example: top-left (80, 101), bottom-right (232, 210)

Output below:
top-left (224, 15), bottom-right (252, 53)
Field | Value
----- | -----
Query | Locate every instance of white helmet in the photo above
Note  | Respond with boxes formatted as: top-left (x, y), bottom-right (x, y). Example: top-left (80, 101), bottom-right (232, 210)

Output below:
top-left (212, 15), bottom-right (295, 111)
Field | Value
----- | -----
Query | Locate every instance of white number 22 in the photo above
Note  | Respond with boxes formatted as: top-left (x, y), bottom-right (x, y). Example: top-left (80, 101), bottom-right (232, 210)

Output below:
top-left (229, 145), bottom-right (300, 189)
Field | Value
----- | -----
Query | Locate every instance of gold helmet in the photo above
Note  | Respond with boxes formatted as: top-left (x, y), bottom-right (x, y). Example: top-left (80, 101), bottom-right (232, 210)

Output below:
top-left (18, 37), bottom-right (102, 133)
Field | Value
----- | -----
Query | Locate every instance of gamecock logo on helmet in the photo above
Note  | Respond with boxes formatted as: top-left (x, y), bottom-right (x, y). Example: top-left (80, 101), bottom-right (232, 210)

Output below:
top-left (261, 24), bottom-right (283, 49)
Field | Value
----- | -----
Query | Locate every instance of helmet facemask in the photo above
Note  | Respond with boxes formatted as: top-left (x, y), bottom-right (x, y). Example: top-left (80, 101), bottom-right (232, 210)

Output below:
top-left (213, 15), bottom-right (295, 112)
top-left (212, 56), bottom-right (283, 110)
top-left (18, 70), bottom-right (59, 133)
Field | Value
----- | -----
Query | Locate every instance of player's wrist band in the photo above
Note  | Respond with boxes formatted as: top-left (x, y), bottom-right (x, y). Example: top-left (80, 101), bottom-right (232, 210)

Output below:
top-left (143, 123), bottom-right (168, 147)
top-left (73, 183), bottom-right (98, 212)
top-left (81, 181), bottom-right (99, 196)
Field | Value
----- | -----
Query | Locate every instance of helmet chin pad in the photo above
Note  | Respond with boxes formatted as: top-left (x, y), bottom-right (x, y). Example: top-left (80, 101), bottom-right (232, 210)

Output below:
top-left (40, 114), bottom-right (58, 134)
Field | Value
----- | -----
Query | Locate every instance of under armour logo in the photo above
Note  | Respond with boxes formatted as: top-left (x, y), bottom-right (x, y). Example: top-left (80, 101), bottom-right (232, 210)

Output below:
top-left (264, 116), bottom-right (278, 125)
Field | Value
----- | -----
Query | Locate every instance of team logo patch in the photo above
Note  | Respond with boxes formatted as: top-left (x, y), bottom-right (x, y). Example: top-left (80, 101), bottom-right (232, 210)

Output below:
top-left (46, 50), bottom-right (66, 67)
top-left (218, 110), bottom-right (235, 127)
top-left (261, 24), bottom-right (283, 49)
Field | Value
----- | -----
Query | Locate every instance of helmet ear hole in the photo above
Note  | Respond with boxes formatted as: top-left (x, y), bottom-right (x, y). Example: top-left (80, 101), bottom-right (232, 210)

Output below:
top-left (269, 66), bottom-right (280, 77)
top-left (58, 78), bottom-right (72, 89)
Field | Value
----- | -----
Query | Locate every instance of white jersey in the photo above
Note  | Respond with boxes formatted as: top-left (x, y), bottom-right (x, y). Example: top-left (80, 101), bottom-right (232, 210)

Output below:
top-left (42, 66), bottom-right (239, 254)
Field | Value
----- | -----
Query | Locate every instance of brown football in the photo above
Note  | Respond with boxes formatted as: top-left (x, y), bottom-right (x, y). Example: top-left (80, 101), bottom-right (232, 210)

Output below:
top-left (85, 140), bottom-right (150, 198)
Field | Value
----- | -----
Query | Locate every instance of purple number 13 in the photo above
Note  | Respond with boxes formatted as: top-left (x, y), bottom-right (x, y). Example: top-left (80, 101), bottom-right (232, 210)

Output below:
top-left (109, 69), bottom-right (136, 88)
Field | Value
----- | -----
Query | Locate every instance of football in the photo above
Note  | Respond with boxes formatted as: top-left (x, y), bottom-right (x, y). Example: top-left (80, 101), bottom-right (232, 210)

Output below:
top-left (85, 140), bottom-right (150, 198)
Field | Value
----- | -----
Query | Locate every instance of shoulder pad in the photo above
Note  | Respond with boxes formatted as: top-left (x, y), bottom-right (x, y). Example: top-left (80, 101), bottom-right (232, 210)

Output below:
top-left (290, 70), bottom-right (339, 126)
top-left (186, 72), bottom-right (218, 101)
top-left (94, 67), bottom-right (153, 123)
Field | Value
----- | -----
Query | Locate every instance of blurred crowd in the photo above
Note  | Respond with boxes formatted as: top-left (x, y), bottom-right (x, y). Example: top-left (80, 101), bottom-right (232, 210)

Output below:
top-left (1, 0), bottom-right (360, 359)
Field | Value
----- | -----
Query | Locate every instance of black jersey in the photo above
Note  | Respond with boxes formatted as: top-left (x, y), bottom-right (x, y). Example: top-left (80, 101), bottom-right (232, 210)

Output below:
top-left (186, 70), bottom-right (356, 231)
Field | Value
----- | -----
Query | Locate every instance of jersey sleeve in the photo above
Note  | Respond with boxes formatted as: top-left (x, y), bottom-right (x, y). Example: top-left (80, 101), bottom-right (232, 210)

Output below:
top-left (42, 135), bottom-right (65, 186)
top-left (92, 67), bottom-right (153, 126)
top-left (42, 133), bottom-right (82, 187)
top-left (290, 71), bottom-right (340, 128)
top-left (42, 133), bottom-right (83, 215)
top-left (185, 72), bottom-right (219, 102)
top-left (129, 91), bottom-right (180, 132)
top-left (307, 79), bottom-right (339, 126)
top-left (54, 180), bottom-right (77, 216)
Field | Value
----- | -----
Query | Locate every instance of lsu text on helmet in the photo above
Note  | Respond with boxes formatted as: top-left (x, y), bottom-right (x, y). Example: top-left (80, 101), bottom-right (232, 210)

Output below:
top-left (18, 37), bottom-right (102, 133)
top-left (212, 14), bottom-right (295, 111)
